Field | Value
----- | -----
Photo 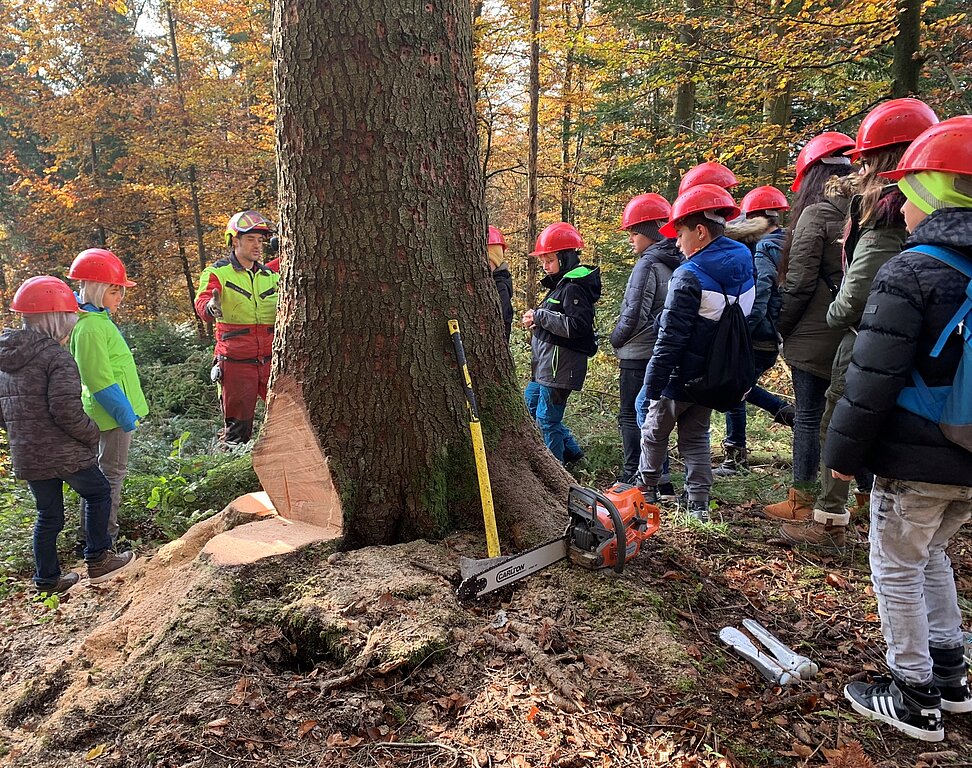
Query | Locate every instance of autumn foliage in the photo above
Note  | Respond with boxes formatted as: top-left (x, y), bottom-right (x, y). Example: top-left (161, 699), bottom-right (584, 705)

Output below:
top-left (1, 0), bottom-right (969, 319)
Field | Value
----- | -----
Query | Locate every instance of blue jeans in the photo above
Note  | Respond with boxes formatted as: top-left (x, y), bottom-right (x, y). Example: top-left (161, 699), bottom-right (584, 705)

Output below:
top-left (524, 380), bottom-right (582, 463)
top-left (724, 349), bottom-right (788, 447)
top-left (790, 366), bottom-right (830, 485)
top-left (28, 465), bottom-right (112, 587)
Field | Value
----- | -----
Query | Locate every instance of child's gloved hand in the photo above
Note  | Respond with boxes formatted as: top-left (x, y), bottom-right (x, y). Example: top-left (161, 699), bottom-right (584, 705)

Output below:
top-left (121, 417), bottom-right (138, 433)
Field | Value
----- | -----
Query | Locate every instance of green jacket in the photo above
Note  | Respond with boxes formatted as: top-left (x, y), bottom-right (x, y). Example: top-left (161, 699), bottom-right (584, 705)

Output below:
top-left (70, 309), bottom-right (149, 431)
top-left (827, 221), bottom-right (907, 334)
top-left (824, 206), bottom-right (907, 403)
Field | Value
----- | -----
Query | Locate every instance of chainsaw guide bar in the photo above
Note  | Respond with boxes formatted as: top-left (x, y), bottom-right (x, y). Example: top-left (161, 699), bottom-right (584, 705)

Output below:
top-left (456, 485), bottom-right (660, 601)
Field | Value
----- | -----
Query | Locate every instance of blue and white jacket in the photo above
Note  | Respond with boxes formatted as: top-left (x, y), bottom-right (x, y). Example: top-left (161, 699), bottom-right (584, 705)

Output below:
top-left (644, 236), bottom-right (756, 401)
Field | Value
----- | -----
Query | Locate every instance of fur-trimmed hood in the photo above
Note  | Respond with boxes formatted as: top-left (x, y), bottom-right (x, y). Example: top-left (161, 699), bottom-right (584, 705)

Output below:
top-left (824, 173), bottom-right (860, 200)
top-left (725, 216), bottom-right (773, 247)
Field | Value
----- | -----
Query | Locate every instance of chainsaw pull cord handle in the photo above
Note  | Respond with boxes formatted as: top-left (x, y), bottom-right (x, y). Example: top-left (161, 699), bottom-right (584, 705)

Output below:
top-left (587, 487), bottom-right (626, 574)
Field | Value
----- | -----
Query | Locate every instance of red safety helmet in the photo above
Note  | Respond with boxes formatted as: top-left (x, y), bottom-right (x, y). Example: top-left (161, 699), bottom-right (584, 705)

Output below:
top-left (846, 99), bottom-right (939, 161)
top-left (11, 276), bottom-right (80, 314)
top-left (487, 226), bottom-right (507, 250)
top-left (225, 210), bottom-right (273, 247)
top-left (791, 131), bottom-right (855, 192)
top-left (620, 193), bottom-right (672, 230)
top-left (67, 248), bottom-right (136, 287)
top-left (678, 162), bottom-right (738, 194)
top-left (529, 222), bottom-right (584, 256)
top-left (741, 185), bottom-right (790, 216)
top-left (660, 184), bottom-right (741, 239)
top-left (881, 116), bottom-right (972, 181)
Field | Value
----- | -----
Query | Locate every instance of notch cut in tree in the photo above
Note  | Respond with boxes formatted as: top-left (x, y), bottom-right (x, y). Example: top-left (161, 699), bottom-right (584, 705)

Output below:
top-left (268, 0), bottom-right (569, 549)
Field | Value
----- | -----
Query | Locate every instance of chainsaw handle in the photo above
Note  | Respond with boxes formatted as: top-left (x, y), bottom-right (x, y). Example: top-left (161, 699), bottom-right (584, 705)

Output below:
top-left (584, 487), bottom-right (626, 574)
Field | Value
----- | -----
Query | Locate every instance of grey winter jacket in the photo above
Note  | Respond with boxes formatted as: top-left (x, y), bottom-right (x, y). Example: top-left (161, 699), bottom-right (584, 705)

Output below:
top-left (778, 175), bottom-right (855, 379)
top-left (825, 208), bottom-right (972, 485)
top-left (0, 328), bottom-right (100, 481)
top-left (610, 239), bottom-right (681, 363)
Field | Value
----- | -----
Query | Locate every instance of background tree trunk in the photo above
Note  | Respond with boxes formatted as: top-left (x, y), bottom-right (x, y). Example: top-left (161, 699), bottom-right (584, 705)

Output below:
top-left (271, 0), bottom-right (567, 549)
top-left (669, 0), bottom-right (700, 198)
top-left (892, 0), bottom-right (922, 97)
top-left (526, 0), bottom-right (541, 309)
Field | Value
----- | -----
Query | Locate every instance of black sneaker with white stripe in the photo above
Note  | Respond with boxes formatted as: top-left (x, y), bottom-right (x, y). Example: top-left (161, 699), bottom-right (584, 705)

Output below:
top-left (844, 676), bottom-right (943, 742)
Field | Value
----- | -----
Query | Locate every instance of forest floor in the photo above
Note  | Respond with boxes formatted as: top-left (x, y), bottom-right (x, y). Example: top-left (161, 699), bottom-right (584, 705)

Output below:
top-left (2, 453), bottom-right (972, 768)
top-left (1, 353), bottom-right (972, 768)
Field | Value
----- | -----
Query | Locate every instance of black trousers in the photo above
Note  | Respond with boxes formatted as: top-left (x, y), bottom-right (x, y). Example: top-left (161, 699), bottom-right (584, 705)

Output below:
top-left (618, 359), bottom-right (649, 481)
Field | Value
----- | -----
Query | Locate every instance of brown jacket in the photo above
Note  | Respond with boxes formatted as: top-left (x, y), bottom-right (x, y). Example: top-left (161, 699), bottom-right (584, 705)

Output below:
top-left (0, 328), bottom-right (100, 481)
top-left (778, 175), bottom-right (856, 379)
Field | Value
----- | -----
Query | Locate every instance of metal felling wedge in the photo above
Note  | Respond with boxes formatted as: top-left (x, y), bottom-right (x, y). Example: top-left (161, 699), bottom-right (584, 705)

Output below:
top-left (719, 626), bottom-right (797, 687)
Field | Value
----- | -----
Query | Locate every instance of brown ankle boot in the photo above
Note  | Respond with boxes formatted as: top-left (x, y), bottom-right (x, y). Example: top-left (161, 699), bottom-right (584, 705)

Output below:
top-left (763, 487), bottom-right (814, 522)
top-left (781, 509), bottom-right (850, 549)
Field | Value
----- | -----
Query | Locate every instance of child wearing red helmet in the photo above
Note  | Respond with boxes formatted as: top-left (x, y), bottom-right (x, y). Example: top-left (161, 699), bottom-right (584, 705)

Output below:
top-left (826, 115), bottom-right (972, 742)
top-left (68, 248), bottom-right (148, 557)
top-left (0, 277), bottom-right (135, 592)
top-left (522, 222), bottom-right (601, 464)
top-left (487, 226), bottom-right (514, 341)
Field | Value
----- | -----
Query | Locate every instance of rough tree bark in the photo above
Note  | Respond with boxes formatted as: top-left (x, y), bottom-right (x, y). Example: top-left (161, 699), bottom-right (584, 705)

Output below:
top-left (269, 0), bottom-right (568, 549)
top-left (892, 0), bottom-right (922, 97)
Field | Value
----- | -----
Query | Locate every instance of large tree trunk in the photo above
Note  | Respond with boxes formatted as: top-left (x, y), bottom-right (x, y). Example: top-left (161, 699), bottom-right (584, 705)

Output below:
top-left (270, 0), bottom-right (567, 549)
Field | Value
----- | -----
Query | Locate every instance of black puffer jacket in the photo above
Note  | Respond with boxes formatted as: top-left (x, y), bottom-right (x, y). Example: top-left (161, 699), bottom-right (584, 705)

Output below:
top-left (824, 208), bottom-right (972, 485)
top-left (492, 264), bottom-right (514, 341)
top-left (0, 328), bottom-right (100, 481)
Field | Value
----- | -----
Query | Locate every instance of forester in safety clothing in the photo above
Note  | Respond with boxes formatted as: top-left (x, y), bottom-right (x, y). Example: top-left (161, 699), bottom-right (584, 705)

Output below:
top-left (195, 210), bottom-right (279, 444)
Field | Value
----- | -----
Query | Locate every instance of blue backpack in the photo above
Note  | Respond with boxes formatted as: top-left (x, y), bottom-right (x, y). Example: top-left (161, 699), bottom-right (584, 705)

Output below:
top-left (896, 244), bottom-right (972, 452)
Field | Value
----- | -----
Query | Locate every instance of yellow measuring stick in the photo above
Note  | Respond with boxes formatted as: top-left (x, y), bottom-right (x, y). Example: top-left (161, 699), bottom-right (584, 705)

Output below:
top-left (448, 319), bottom-right (500, 558)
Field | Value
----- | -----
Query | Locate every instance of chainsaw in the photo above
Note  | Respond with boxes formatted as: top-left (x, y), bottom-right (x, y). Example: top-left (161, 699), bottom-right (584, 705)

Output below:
top-left (457, 484), bottom-right (660, 600)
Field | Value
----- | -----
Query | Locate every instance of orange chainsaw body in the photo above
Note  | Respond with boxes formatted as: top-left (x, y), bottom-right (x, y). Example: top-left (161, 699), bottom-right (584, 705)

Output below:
top-left (567, 483), bottom-right (660, 571)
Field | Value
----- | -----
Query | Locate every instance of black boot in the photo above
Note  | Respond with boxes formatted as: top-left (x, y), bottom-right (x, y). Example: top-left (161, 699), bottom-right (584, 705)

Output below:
top-left (930, 644), bottom-right (972, 713)
top-left (222, 418), bottom-right (254, 444)
top-left (773, 404), bottom-right (795, 428)
top-left (713, 443), bottom-right (748, 477)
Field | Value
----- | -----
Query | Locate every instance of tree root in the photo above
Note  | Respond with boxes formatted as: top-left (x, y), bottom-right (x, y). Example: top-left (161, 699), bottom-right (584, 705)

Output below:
top-left (315, 627), bottom-right (382, 698)
top-left (481, 624), bottom-right (584, 713)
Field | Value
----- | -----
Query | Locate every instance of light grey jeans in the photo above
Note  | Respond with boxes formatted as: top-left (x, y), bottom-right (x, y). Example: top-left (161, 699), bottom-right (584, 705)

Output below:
top-left (79, 427), bottom-right (133, 543)
top-left (639, 397), bottom-right (712, 501)
top-left (869, 476), bottom-right (972, 685)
